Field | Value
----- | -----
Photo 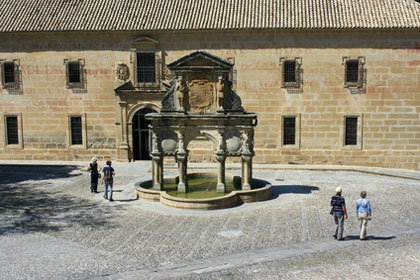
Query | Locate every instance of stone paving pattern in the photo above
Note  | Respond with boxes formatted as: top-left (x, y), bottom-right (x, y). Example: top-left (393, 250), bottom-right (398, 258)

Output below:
top-left (1, 161), bottom-right (420, 279)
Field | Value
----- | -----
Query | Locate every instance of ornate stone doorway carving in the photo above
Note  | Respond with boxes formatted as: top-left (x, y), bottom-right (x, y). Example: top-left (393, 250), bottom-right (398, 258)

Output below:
top-left (132, 108), bottom-right (156, 160)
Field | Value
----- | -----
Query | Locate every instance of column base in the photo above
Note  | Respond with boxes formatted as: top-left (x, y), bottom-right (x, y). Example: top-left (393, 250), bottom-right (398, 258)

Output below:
top-left (178, 182), bottom-right (187, 193)
top-left (153, 183), bottom-right (163, 191)
top-left (242, 183), bottom-right (251, 191)
top-left (216, 183), bottom-right (226, 193)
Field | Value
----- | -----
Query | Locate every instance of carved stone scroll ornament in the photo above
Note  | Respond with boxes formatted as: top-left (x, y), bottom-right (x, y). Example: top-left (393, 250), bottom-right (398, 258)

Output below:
top-left (116, 64), bottom-right (130, 81)
top-left (163, 66), bottom-right (176, 81)
top-left (161, 80), bottom-right (176, 110)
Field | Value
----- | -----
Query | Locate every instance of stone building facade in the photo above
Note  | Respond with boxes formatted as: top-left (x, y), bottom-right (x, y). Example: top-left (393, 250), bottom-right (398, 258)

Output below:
top-left (0, 0), bottom-right (419, 170)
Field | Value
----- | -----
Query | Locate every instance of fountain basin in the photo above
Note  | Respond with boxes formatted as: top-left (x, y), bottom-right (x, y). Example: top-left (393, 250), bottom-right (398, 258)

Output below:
top-left (134, 173), bottom-right (272, 210)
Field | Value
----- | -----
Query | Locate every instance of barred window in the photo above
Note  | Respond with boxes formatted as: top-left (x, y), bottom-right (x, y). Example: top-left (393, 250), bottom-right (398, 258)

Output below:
top-left (284, 60), bottom-right (296, 83)
top-left (283, 117), bottom-right (296, 145)
top-left (70, 117), bottom-right (83, 145)
top-left (346, 60), bottom-right (359, 83)
top-left (343, 57), bottom-right (365, 90)
top-left (137, 53), bottom-right (156, 83)
top-left (6, 116), bottom-right (19, 145)
top-left (65, 59), bottom-right (84, 89)
top-left (4, 62), bottom-right (15, 84)
top-left (345, 117), bottom-right (358, 145)
top-left (68, 61), bottom-right (81, 83)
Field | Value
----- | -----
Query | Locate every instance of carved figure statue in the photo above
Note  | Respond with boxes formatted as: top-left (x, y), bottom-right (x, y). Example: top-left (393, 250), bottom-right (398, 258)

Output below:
top-left (216, 76), bottom-right (225, 110)
top-left (176, 76), bottom-right (186, 111)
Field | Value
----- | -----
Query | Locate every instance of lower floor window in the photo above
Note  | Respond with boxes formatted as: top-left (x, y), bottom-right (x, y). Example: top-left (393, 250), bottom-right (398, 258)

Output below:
top-left (70, 116), bottom-right (83, 145)
top-left (345, 117), bottom-right (358, 145)
top-left (283, 117), bottom-right (296, 145)
top-left (6, 116), bottom-right (18, 145)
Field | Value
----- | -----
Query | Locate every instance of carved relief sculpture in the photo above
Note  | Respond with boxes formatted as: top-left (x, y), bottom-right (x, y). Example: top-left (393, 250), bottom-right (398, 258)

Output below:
top-left (116, 64), bottom-right (130, 81)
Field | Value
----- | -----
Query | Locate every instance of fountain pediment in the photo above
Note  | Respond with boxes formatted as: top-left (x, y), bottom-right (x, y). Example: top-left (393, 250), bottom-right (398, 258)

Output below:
top-left (162, 51), bottom-right (243, 114)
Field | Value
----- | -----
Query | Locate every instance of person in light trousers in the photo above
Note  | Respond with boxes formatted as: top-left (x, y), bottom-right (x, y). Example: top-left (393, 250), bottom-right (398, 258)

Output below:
top-left (356, 191), bottom-right (372, 240)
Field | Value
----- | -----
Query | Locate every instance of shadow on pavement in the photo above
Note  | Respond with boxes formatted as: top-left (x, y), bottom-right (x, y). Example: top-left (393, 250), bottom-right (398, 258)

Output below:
top-left (345, 235), bottom-right (396, 241)
top-left (271, 185), bottom-right (319, 198)
top-left (0, 165), bottom-right (121, 236)
top-left (0, 164), bottom-right (80, 184)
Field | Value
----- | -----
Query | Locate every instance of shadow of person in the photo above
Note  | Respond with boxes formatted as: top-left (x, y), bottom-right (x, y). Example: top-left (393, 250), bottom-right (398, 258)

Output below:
top-left (345, 235), bottom-right (396, 241)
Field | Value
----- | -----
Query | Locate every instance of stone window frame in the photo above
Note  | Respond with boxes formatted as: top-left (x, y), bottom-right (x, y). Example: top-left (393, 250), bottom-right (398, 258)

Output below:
top-left (130, 36), bottom-right (162, 89)
top-left (341, 114), bottom-right (363, 150)
top-left (2, 113), bottom-right (23, 149)
top-left (280, 114), bottom-right (301, 150)
top-left (279, 57), bottom-right (303, 93)
top-left (67, 114), bottom-right (87, 148)
top-left (64, 58), bottom-right (86, 92)
top-left (0, 59), bottom-right (22, 93)
top-left (342, 56), bottom-right (366, 93)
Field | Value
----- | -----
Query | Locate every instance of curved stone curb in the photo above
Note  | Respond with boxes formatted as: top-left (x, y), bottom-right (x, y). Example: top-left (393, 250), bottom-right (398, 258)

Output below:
top-left (134, 173), bottom-right (272, 210)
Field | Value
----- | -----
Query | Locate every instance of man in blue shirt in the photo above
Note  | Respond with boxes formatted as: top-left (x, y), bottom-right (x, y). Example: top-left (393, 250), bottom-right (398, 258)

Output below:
top-left (356, 191), bottom-right (372, 240)
top-left (101, 160), bottom-right (115, 202)
top-left (330, 187), bottom-right (348, 240)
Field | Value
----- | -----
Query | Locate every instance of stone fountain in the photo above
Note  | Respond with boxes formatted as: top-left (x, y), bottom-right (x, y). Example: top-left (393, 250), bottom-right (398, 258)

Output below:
top-left (136, 51), bottom-right (271, 209)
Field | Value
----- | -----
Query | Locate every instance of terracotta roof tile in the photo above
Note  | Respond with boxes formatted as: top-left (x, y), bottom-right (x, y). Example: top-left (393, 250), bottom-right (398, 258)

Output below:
top-left (0, 0), bottom-right (419, 33)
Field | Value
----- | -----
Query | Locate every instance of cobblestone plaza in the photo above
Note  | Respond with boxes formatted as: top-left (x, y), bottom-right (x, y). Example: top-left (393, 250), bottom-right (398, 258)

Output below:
top-left (1, 161), bottom-right (420, 279)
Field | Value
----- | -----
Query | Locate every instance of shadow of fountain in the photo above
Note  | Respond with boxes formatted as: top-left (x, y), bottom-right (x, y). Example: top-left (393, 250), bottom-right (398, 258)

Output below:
top-left (270, 185), bottom-right (320, 199)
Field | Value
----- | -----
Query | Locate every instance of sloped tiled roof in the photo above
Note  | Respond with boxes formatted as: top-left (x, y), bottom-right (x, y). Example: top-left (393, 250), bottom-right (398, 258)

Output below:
top-left (0, 0), bottom-right (419, 33)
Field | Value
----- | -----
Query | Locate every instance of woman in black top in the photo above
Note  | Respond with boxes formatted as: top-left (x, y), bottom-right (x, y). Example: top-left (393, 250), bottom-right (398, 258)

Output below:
top-left (88, 157), bottom-right (101, 193)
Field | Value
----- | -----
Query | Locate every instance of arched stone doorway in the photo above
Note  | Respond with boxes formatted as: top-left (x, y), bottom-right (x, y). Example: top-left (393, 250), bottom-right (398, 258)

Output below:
top-left (132, 108), bottom-right (157, 160)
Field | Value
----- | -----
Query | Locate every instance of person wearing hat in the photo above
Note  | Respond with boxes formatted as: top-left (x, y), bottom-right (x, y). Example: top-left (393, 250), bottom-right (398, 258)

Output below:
top-left (356, 191), bottom-right (372, 240)
top-left (87, 157), bottom-right (101, 193)
top-left (330, 186), bottom-right (348, 240)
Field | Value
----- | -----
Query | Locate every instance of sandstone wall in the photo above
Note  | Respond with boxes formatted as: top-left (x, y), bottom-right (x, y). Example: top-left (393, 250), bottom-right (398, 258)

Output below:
top-left (0, 30), bottom-right (419, 169)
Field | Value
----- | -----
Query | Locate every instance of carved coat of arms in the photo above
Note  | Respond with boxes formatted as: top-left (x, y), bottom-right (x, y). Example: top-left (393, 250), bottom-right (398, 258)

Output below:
top-left (188, 80), bottom-right (213, 113)
top-left (116, 64), bottom-right (130, 81)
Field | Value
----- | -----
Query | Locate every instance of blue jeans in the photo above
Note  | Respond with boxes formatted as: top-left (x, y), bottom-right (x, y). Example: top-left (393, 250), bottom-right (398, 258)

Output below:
top-left (104, 180), bottom-right (113, 200)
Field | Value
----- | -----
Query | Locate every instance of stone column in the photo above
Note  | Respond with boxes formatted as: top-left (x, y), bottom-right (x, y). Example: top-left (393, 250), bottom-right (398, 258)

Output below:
top-left (151, 129), bottom-right (163, 190)
top-left (176, 130), bottom-right (188, 193)
top-left (216, 130), bottom-right (226, 192)
top-left (118, 102), bottom-right (129, 161)
top-left (241, 130), bottom-right (253, 190)
top-left (119, 102), bottom-right (128, 146)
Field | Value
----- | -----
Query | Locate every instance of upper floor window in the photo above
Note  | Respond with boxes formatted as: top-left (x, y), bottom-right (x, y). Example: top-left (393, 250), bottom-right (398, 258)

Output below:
top-left (343, 56), bottom-right (366, 92)
top-left (137, 52), bottom-right (156, 83)
top-left (280, 57), bottom-right (302, 93)
top-left (1, 59), bottom-right (21, 91)
top-left (130, 36), bottom-right (161, 88)
top-left (64, 59), bottom-right (85, 90)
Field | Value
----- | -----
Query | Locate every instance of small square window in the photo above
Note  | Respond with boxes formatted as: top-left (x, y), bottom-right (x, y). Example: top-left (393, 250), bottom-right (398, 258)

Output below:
top-left (70, 116), bottom-right (83, 145)
top-left (280, 57), bottom-right (302, 93)
top-left (283, 117), bottom-right (296, 146)
top-left (1, 59), bottom-right (21, 91)
top-left (343, 57), bottom-right (366, 91)
top-left (65, 59), bottom-right (85, 90)
top-left (6, 116), bottom-right (19, 145)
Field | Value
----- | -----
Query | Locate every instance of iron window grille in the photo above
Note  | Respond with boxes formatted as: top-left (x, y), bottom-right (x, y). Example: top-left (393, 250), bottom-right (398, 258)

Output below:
top-left (1, 59), bottom-right (21, 91)
top-left (280, 57), bottom-right (302, 90)
top-left (65, 59), bottom-right (85, 89)
top-left (70, 116), bottom-right (83, 145)
top-left (283, 117), bottom-right (296, 145)
top-left (345, 117), bottom-right (358, 145)
top-left (343, 56), bottom-right (366, 89)
top-left (132, 52), bottom-right (161, 88)
top-left (6, 116), bottom-right (19, 145)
